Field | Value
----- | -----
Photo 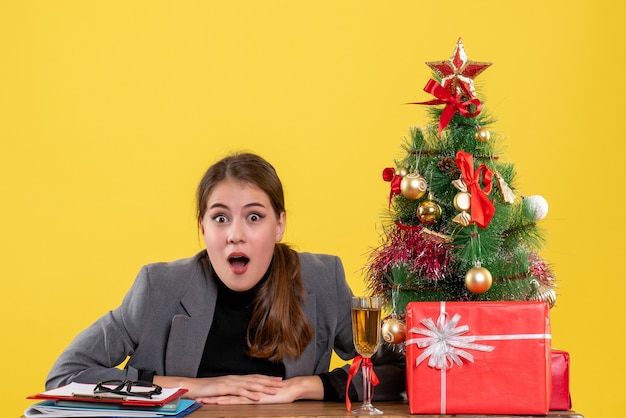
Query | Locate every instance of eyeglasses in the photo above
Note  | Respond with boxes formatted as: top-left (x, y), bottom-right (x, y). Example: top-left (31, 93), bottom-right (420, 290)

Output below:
top-left (94, 380), bottom-right (163, 399)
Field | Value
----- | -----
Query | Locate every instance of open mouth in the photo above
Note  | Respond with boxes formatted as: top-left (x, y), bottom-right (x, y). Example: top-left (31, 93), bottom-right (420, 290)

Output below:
top-left (228, 255), bottom-right (250, 269)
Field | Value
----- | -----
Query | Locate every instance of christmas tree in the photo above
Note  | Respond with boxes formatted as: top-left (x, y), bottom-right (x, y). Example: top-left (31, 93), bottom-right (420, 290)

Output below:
top-left (366, 39), bottom-right (556, 342)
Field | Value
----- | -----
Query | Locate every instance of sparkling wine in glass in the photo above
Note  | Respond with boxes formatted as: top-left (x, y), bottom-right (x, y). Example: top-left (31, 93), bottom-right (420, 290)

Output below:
top-left (351, 296), bottom-right (383, 415)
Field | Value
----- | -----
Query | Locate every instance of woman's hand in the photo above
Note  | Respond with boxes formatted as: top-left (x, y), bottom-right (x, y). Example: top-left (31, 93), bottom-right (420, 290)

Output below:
top-left (195, 375), bottom-right (324, 405)
top-left (154, 374), bottom-right (285, 402)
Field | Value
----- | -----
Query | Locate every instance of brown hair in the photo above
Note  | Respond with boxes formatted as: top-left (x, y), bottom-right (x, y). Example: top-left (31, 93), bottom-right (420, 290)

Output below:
top-left (196, 152), bottom-right (313, 361)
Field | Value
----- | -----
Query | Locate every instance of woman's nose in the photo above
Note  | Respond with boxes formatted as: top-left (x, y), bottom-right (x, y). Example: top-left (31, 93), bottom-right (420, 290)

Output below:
top-left (227, 219), bottom-right (245, 244)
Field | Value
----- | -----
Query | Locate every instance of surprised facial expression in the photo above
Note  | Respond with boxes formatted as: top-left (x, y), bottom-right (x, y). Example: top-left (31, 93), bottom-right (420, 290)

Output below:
top-left (200, 179), bottom-right (285, 292)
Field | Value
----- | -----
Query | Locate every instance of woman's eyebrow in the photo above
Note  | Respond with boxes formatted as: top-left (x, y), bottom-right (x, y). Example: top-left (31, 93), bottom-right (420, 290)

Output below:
top-left (208, 202), bottom-right (266, 210)
top-left (243, 202), bottom-right (267, 209)
top-left (208, 202), bottom-right (229, 210)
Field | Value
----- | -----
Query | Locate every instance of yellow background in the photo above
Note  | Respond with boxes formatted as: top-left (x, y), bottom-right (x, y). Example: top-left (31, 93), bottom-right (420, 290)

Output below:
top-left (1, 1), bottom-right (623, 417)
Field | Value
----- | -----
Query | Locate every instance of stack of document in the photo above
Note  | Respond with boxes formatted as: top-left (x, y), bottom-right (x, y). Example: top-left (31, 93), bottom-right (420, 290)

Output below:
top-left (25, 382), bottom-right (201, 417)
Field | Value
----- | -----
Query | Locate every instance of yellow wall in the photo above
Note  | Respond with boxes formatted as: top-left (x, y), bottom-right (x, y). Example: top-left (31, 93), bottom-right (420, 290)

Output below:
top-left (1, 1), bottom-right (623, 417)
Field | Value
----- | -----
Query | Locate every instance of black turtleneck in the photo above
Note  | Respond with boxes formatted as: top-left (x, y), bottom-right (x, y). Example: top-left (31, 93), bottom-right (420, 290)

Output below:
top-left (196, 268), bottom-right (286, 378)
top-left (194, 259), bottom-right (347, 402)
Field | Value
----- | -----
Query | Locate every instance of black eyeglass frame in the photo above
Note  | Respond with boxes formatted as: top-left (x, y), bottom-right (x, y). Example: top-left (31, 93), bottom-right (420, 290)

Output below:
top-left (93, 380), bottom-right (163, 399)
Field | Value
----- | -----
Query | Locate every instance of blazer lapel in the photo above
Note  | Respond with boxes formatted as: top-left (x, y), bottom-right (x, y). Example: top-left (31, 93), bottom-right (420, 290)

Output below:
top-left (165, 259), bottom-right (218, 377)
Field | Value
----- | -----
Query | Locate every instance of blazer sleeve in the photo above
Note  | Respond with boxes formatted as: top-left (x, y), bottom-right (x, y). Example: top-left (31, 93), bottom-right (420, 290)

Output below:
top-left (319, 255), bottom-right (406, 402)
top-left (45, 265), bottom-right (156, 389)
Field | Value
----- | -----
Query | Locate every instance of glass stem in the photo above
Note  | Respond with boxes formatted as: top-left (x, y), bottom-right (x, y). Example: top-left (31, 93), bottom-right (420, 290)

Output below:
top-left (362, 358), bottom-right (373, 407)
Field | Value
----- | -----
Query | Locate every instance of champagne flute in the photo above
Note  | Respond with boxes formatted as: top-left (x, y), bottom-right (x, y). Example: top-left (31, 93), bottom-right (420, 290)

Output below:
top-left (351, 296), bottom-right (383, 415)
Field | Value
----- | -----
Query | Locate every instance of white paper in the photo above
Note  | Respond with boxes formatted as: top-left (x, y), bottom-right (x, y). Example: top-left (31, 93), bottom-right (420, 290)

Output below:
top-left (38, 382), bottom-right (182, 402)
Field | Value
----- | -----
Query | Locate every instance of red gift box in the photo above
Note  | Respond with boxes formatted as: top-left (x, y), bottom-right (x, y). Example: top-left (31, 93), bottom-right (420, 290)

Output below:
top-left (406, 301), bottom-right (551, 415)
top-left (550, 349), bottom-right (572, 410)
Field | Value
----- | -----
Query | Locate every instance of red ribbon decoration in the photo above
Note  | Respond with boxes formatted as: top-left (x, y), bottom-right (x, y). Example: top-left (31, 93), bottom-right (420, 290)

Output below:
top-left (382, 167), bottom-right (402, 207)
top-left (455, 150), bottom-right (495, 228)
top-left (409, 79), bottom-right (482, 135)
top-left (395, 220), bottom-right (422, 232)
top-left (345, 356), bottom-right (380, 412)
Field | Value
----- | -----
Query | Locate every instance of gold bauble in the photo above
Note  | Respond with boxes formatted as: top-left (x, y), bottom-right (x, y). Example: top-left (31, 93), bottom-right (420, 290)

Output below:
top-left (453, 191), bottom-right (471, 211)
top-left (396, 166), bottom-right (409, 177)
top-left (464, 266), bottom-right (493, 294)
top-left (400, 173), bottom-right (427, 200)
top-left (417, 197), bottom-right (442, 225)
top-left (530, 279), bottom-right (557, 308)
top-left (381, 317), bottom-right (406, 344)
top-left (475, 127), bottom-right (491, 142)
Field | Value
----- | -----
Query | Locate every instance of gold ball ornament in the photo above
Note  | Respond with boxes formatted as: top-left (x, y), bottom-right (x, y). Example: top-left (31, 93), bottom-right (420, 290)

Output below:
top-left (417, 196), bottom-right (443, 225)
top-left (453, 191), bottom-right (471, 211)
top-left (400, 173), bottom-right (428, 200)
top-left (530, 279), bottom-right (557, 308)
top-left (475, 127), bottom-right (491, 142)
top-left (381, 317), bottom-right (406, 344)
top-left (464, 266), bottom-right (493, 294)
top-left (396, 166), bottom-right (409, 177)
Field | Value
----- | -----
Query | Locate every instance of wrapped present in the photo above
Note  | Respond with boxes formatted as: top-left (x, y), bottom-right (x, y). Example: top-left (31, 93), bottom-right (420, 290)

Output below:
top-left (550, 349), bottom-right (572, 410)
top-left (406, 301), bottom-right (551, 415)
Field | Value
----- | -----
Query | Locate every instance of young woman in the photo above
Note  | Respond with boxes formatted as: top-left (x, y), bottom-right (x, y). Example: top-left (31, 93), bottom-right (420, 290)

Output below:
top-left (46, 153), bottom-right (405, 404)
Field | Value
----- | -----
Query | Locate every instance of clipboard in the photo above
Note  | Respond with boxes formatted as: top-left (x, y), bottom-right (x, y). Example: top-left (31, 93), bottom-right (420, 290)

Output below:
top-left (28, 382), bottom-right (188, 407)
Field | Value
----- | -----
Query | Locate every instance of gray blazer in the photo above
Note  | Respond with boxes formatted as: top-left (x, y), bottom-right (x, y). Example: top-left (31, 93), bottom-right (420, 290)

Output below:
top-left (46, 251), bottom-right (405, 400)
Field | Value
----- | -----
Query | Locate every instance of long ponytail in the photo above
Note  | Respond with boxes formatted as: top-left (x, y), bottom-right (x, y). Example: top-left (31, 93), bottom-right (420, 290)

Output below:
top-left (247, 243), bottom-right (313, 361)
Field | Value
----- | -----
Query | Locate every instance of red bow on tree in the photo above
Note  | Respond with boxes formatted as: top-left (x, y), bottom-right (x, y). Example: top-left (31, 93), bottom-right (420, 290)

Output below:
top-left (382, 167), bottom-right (402, 207)
top-left (455, 150), bottom-right (495, 228)
top-left (410, 79), bottom-right (482, 135)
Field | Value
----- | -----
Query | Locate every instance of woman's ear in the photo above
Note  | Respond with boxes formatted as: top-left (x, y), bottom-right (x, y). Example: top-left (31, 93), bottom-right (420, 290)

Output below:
top-left (275, 211), bottom-right (286, 242)
top-left (199, 218), bottom-right (205, 235)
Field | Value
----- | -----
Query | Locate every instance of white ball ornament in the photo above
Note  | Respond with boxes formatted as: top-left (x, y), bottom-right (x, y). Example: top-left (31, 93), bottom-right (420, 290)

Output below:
top-left (523, 195), bottom-right (549, 221)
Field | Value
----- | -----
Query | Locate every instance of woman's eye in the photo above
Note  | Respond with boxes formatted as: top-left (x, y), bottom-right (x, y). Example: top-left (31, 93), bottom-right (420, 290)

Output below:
top-left (213, 215), bottom-right (228, 223)
top-left (248, 213), bottom-right (263, 222)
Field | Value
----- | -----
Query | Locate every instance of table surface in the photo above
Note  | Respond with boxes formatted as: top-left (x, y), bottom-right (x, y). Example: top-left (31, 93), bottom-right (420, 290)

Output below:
top-left (186, 401), bottom-right (583, 418)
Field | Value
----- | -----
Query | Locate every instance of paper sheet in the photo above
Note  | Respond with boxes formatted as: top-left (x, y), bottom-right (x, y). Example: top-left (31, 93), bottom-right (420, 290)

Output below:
top-left (38, 382), bottom-right (182, 402)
